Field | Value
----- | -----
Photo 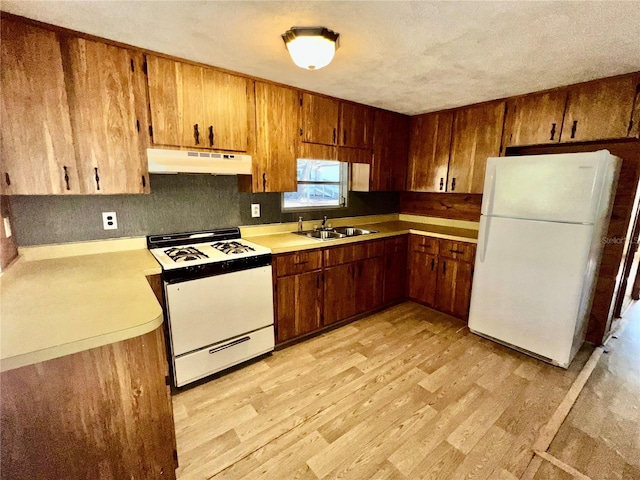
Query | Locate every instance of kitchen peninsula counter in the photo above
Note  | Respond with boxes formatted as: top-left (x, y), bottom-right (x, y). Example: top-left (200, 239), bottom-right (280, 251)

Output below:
top-left (0, 248), bottom-right (163, 371)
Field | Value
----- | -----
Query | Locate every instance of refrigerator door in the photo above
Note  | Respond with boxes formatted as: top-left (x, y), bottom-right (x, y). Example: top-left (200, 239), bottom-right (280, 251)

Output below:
top-left (469, 216), bottom-right (593, 366)
top-left (481, 150), bottom-right (614, 224)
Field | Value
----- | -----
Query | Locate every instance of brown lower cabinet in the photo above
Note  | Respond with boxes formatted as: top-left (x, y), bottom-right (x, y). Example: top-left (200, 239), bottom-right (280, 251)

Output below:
top-left (407, 234), bottom-right (476, 320)
top-left (274, 236), bottom-right (405, 344)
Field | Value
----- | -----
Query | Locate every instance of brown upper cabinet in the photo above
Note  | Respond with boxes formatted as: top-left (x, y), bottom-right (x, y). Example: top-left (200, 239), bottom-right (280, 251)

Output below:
top-left (146, 55), bottom-right (251, 152)
top-left (371, 110), bottom-right (410, 191)
top-left (406, 111), bottom-right (453, 192)
top-left (251, 82), bottom-right (298, 192)
top-left (339, 102), bottom-right (373, 149)
top-left (63, 38), bottom-right (150, 194)
top-left (448, 100), bottom-right (506, 194)
top-left (562, 74), bottom-right (640, 142)
top-left (0, 19), bottom-right (149, 195)
top-left (503, 89), bottom-right (568, 148)
top-left (1, 20), bottom-right (77, 195)
top-left (300, 92), bottom-right (339, 146)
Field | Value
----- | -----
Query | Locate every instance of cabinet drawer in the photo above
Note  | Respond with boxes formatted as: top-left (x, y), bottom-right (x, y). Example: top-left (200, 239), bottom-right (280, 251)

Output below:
top-left (384, 235), bottom-right (408, 254)
top-left (275, 250), bottom-right (322, 276)
top-left (409, 235), bottom-right (439, 255)
top-left (324, 239), bottom-right (384, 267)
top-left (439, 239), bottom-right (476, 263)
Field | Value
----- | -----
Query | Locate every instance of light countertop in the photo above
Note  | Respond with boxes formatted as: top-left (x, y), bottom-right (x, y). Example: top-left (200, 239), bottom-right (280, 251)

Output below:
top-left (0, 249), bottom-right (163, 371)
top-left (245, 220), bottom-right (478, 254)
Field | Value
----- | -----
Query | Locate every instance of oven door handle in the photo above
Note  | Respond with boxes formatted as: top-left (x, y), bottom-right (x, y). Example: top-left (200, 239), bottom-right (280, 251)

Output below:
top-left (208, 336), bottom-right (251, 355)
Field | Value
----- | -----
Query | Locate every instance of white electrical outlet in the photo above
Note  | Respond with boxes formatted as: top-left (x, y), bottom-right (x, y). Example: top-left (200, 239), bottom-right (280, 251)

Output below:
top-left (251, 203), bottom-right (260, 218)
top-left (3, 217), bottom-right (11, 238)
top-left (102, 212), bottom-right (118, 230)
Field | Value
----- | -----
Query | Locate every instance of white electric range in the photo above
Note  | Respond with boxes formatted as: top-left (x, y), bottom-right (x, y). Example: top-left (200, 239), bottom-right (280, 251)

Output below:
top-left (148, 228), bottom-right (274, 387)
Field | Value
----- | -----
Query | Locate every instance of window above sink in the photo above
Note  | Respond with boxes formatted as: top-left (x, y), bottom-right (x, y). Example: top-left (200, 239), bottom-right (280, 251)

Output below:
top-left (282, 159), bottom-right (348, 211)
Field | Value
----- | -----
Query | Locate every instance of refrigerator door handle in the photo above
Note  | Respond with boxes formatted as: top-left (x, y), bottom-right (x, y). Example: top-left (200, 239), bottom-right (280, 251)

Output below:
top-left (482, 163), bottom-right (498, 216)
top-left (478, 216), bottom-right (491, 263)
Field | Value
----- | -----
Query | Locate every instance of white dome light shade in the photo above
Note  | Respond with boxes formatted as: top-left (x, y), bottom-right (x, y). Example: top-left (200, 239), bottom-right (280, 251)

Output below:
top-left (282, 27), bottom-right (340, 71)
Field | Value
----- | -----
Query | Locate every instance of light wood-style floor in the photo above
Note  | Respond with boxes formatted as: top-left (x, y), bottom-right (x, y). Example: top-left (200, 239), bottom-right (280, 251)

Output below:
top-left (542, 303), bottom-right (640, 480)
top-left (173, 302), bottom-right (598, 480)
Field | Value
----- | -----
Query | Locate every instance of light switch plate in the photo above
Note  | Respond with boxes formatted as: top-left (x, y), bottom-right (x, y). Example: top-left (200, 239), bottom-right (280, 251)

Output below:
top-left (251, 204), bottom-right (260, 218)
top-left (102, 212), bottom-right (118, 230)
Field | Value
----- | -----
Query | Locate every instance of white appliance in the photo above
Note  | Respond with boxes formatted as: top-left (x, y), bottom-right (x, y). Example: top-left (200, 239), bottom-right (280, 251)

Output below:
top-left (148, 228), bottom-right (274, 387)
top-left (147, 148), bottom-right (252, 175)
top-left (468, 150), bottom-right (620, 368)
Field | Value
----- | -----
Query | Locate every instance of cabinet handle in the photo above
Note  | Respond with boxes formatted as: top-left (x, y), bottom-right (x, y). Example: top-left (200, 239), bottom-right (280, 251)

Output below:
top-left (63, 166), bottom-right (70, 191)
top-left (570, 120), bottom-right (578, 139)
top-left (449, 249), bottom-right (466, 254)
top-left (94, 167), bottom-right (100, 191)
top-left (550, 123), bottom-right (556, 141)
top-left (333, 128), bottom-right (336, 144)
top-left (451, 177), bottom-right (456, 191)
top-left (442, 261), bottom-right (446, 274)
top-left (343, 129), bottom-right (347, 145)
top-left (439, 177), bottom-right (444, 191)
top-left (194, 124), bottom-right (200, 145)
top-left (141, 175), bottom-right (146, 188)
top-left (262, 173), bottom-right (267, 192)
top-left (430, 258), bottom-right (435, 271)
top-left (294, 261), bottom-right (309, 266)
top-left (4, 173), bottom-right (10, 186)
top-left (299, 128), bottom-right (303, 136)
top-left (208, 126), bottom-right (214, 147)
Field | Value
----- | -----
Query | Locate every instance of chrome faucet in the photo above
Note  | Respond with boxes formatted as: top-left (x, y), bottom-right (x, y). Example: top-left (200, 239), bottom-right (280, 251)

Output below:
top-left (298, 216), bottom-right (304, 232)
top-left (321, 216), bottom-right (328, 229)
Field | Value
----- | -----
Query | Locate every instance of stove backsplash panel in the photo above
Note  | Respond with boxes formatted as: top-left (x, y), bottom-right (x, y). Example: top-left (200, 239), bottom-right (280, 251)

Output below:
top-left (9, 174), bottom-right (399, 246)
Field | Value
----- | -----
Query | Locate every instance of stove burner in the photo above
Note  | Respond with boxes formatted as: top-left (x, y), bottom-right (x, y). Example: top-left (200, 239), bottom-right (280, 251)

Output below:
top-left (165, 246), bottom-right (208, 263)
top-left (212, 241), bottom-right (256, 255)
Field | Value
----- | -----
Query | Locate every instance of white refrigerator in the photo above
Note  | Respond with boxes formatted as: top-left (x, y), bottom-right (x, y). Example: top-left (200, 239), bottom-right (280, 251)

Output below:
top-left (468, 150), bottom-right (620, 368)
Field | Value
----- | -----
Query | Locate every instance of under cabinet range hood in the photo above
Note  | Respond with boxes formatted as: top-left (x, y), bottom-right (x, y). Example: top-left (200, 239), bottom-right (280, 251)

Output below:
top-left (147, 148), bottom-right (252, 175)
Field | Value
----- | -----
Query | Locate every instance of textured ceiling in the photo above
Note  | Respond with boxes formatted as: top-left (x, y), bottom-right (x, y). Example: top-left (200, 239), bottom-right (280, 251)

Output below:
top-left (2, 1), bottom-right (640, 115)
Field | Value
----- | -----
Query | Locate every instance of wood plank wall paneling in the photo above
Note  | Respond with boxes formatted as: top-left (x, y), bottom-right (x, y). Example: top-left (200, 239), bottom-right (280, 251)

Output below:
top-left (507, 139), bottom-right (640, 344)
top-left (399, 192), bottom-right (482, 222)
top-left (0, 196), bottom-right (18, 269)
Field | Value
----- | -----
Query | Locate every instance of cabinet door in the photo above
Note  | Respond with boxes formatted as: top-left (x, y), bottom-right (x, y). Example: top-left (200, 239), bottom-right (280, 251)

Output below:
top-left (324, 264), bottom-right (356, 325)
top-left (276, 271), bottom-right (322, 343)
top-left (300, 92), bottom-right (339, 146)
top-left (435, 258), bottom-right (473, 319)
top-left (406, 111), bottom-right (453, 192)
top-left (448, 100), bottom-right (505, 194)
top-left (504, 90), bottom-right (567, 147)
top-left (371, 110), bottom-right (410, 191)
top-left (202, 69), bottom-right (249, 151)
top-left (146, 55), bottom-right (183, 147)
top-left (562, 74), bottom-right (640, 142)
top-left (254, 82), bottom-right (298, 192)
top-left (64, 38), bottom-right (149, 194)
top-left (0, 20), bottom-right (78, 195)
top-left (181, 63), bottom-right (206, 148)
top-left (407, 251), bottom-right (438, 306)
top-left (383, 251), bottom-right (407, 304)
top-left (339, 102), bottom-right (373, 149)
top-left (355, 257), bottom-right (384, 315)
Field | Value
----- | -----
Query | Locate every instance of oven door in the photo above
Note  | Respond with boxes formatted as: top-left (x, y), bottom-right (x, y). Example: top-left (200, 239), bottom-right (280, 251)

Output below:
top-left (164, 265), bottom-right (274, 356)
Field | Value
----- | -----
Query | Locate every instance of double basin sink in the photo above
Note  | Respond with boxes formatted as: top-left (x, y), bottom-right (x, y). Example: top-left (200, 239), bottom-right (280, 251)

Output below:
top-left (294, 226), bottom-right (378, 241)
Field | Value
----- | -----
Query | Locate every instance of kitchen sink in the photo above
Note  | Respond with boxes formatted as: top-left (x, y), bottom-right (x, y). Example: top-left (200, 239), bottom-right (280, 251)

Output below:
top-left (293, 226), bottom-right (378, 241)
top-left (332, 226), bottom-right (378, 237)
top-left (296, 229), bottom-right (346, 240)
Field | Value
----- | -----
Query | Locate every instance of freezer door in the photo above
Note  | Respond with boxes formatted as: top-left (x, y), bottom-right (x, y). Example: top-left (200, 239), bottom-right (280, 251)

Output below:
top-left (469, 216), bottom-right (593, 366)
top-left (481, 150), bottom-right (616, 224)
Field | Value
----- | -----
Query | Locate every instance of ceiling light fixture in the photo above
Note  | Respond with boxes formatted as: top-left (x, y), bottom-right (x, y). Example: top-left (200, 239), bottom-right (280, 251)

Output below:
top-left (281, 26), bottom-right (340, 71)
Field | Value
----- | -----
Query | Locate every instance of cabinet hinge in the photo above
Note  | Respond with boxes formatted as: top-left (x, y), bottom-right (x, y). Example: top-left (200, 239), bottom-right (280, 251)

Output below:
top-left (299, 97), bottom-right (303, 106)
top-left (299, 128), bottom-right (303, 136)
top-left (173, 449), bottom-right (178, 463)
top-left (274, 283), bottom-right (278, 293)
top-left (136, 119), bottom-right (140, 132)
top-left (629, 119), bottom-right (634, 135)
top-left (130, 59), bottom-right (134, 72)
top-left (142, 60), bottom-right (148, 75)
top-left (164, 375), bottom-right (170, 386)
top-left (148, 125), bottom-right (153, 138)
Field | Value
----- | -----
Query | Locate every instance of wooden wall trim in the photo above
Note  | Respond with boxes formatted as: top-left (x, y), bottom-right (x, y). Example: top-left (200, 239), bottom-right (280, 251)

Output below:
top-left (400, 192), bottom-right (482, 222)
